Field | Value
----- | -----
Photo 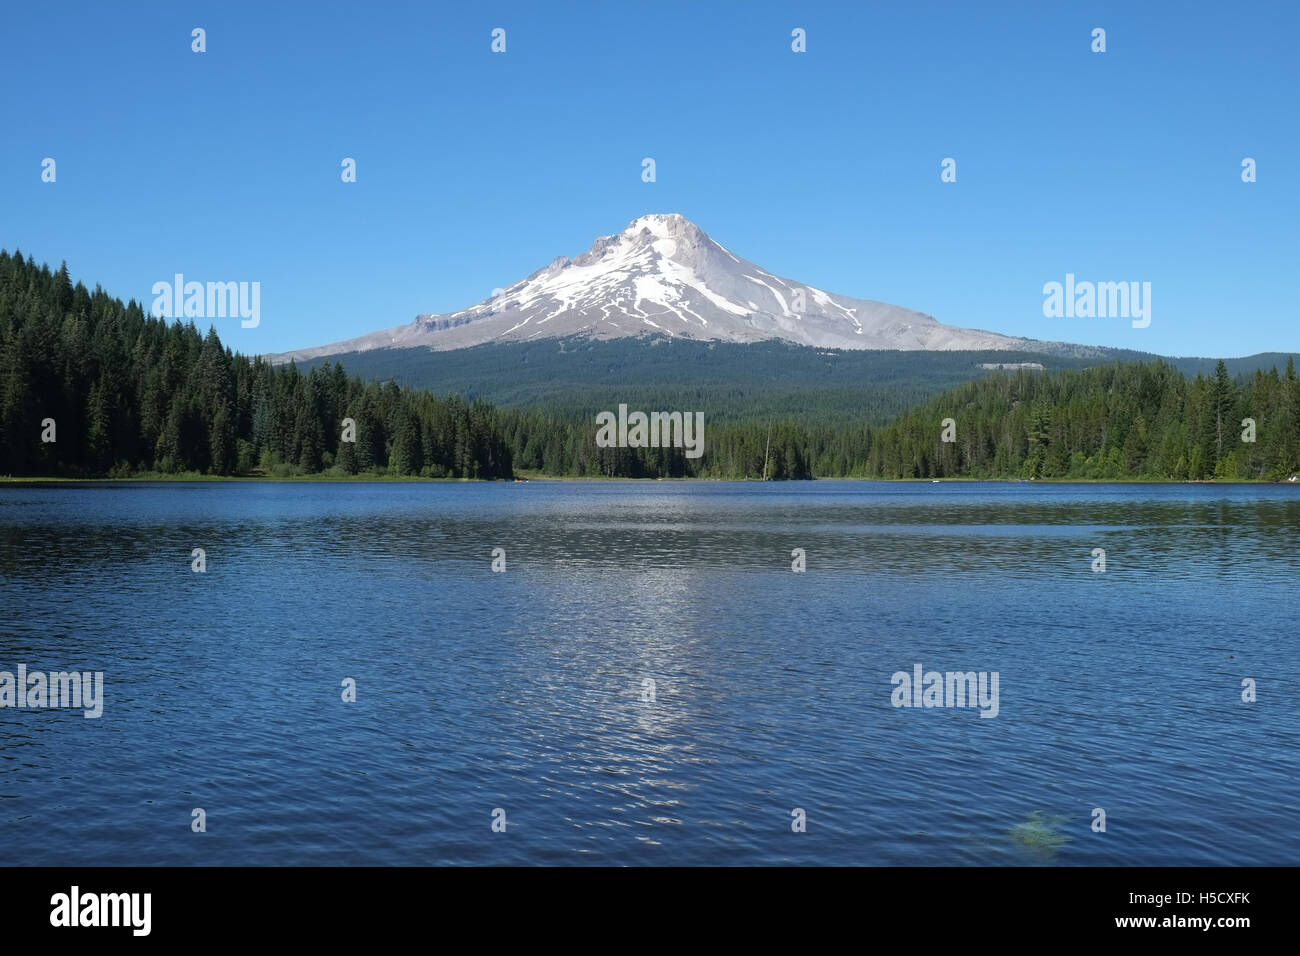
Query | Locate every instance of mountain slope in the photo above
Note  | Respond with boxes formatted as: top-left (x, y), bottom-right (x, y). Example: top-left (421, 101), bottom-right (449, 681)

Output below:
top-left (296, 336), bottom-right (1129, 428)
top-left (268, 213), bottom-right (1040, 363)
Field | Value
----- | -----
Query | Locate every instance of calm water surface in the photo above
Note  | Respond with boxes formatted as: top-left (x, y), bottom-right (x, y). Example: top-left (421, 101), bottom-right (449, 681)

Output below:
top-left (1, 481), bottom-right (1297, 865)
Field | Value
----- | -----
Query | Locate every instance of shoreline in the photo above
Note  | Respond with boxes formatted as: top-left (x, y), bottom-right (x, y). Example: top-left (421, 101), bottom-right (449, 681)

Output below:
top-left (2, 474), bottom-right (1295, 486)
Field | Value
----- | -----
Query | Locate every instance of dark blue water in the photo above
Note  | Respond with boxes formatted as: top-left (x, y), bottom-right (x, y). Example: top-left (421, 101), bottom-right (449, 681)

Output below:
top-left (1, 481), bottom-right (1297, 865)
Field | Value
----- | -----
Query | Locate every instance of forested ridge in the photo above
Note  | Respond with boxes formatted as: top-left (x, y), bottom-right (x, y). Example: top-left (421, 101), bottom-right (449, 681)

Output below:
top-left (865, 360), bottom-right (1300, 481)
top-left (0, 250), bottom-right (513, 478)
top-left (301, 336), bottom-right (1124, 428)
top-left (3, 250), bottom-right (1298, 482)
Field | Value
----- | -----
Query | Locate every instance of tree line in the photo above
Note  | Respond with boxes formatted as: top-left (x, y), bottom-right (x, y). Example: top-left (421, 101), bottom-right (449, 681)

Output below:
top-left (4, 249), bottom-right (1297, 481)
top-left (864, 359), bottom-right (1300, 480)
top-left (0, 249), bottom-right (512, 478)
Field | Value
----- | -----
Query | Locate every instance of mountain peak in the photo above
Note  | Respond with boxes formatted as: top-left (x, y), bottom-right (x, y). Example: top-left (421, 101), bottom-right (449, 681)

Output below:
top-left (624, 212), bottom-right (692, 234)
top-left (573, 213), bottom-right (709, 263)
top-left (266, 215), bottom-right (1036, 363)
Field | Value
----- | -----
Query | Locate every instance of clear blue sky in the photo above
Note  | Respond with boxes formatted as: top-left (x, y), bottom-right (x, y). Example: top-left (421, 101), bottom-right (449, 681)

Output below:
top-left (2, 0), bottom-right (1296, 357)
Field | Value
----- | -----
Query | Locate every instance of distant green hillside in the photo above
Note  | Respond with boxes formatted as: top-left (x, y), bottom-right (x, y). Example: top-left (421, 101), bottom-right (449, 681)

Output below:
top-left (296, 336), bottom-right (1300, 432)
top-left (296, 337), bottom-right (1111, 428)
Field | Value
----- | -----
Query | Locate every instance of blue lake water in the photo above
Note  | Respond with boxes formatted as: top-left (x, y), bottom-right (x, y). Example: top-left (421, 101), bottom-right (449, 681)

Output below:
top-left (1, 480), bottom-right (1297, 865)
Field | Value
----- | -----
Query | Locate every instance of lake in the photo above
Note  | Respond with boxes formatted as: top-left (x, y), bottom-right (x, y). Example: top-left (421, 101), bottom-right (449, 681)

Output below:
top-left (1, 480), bottom-right (1297, 865)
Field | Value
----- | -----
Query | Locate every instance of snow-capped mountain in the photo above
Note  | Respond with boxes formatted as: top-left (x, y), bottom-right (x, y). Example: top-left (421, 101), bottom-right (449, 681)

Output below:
top-left (268, 214), bottom-right (1035, 363)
